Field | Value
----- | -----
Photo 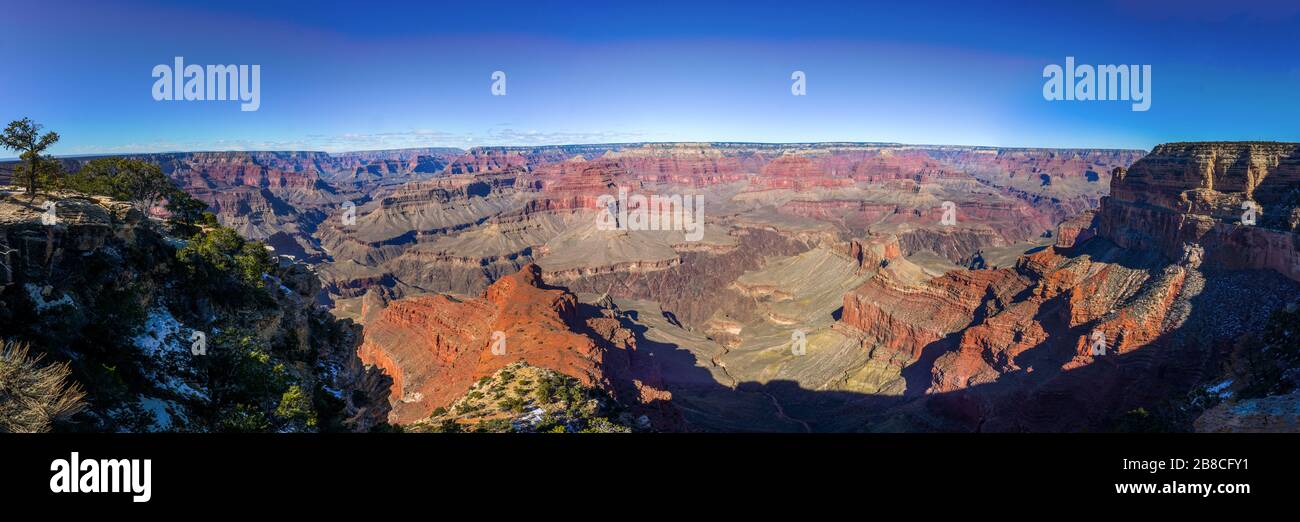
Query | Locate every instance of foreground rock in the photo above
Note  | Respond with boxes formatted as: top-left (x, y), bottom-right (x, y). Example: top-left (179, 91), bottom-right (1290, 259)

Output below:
top-left (0, 190), bottom-right (390, 432)
top-left (406, 362), bottom-right (638, 433)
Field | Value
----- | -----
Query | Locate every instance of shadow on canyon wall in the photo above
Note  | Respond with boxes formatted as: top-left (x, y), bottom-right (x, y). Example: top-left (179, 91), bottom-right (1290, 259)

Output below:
top-left (571, 238), bottom-right (1300, 433)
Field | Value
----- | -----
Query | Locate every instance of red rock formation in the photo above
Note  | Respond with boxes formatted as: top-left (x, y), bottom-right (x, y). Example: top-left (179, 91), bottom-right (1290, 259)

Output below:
top-left (148, 151), bottom-right (331, 193)
top-left (529, 157), bottom-right (623, 211)
top-left (844, 234), bottom-right (902, 273)
top-left (847, 149), bottom-right (953, 182)
top-left (840, 264), bottom-right (1027, 363)
top-left (925, 246), bottom-right (1173, 395)
top-left (358, 264), bottom-right (674, 425)
top-left (445, 147), bottom-right (574, 174)
top-left (611, 143), bottom-right (752, 186)
top-left (1053, 209), bottom-right (1096, 248)
top-left (754, 154), bottom-right (853, 190)
top-left (835, 140), bottom-right (1300, 431)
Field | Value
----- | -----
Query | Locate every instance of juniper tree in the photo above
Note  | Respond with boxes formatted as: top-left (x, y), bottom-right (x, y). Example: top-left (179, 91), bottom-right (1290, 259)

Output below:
top-left (0, 118), bottom-right (60, 195)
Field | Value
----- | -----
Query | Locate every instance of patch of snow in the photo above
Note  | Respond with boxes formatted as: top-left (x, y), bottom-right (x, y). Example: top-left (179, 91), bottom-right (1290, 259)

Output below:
top-left (138, 396), bottom-right (178, 431)
top-left (131, 307), bottom-right (209, 402)
top-left (261, 273), bottom-right (296, 297)
top-left (133, 307), bottom-right (185, 358)
top-left (512, 407), bottom-right (548, 431)
top-left (1207, 379), bottom-right (1234, 399)
top-left (24, 283), bottom-right (76, 312)
top-left (322, 385), bottom-right (344, 400)
top-left (318, 361), bottom-right (345, 399)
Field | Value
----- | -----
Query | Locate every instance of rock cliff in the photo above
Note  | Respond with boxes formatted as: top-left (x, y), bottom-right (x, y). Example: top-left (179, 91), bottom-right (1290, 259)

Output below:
top-left (1099, 142), bottom-right (1300, 278)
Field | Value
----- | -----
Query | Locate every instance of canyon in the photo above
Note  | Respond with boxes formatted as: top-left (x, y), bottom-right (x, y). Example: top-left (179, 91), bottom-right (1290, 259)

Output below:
top-left (9, 141), bottom-right (1298, 432)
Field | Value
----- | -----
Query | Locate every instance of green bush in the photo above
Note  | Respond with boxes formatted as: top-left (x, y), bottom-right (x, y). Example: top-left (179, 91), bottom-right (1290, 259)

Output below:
top-left (67, 158), bottom-right (173, 212)
top-left (275, 385), bottom-right (317, 429)
top-left (536, 377), bottom-right (557, 402)
top-left (431, 419), bottom-right (462, 433)
top-left (164, 189), bottom-right (210, 237)
top-left (175, 227), bottom-right (274, 305)
top-left (206, 331), bottom-right (288, 407)
top-left (474, 418), bottom-right (512, 433)
top-left (499, 396), bottom-right (526, 413)
top-left (218, 403), bottom-right (272, 432)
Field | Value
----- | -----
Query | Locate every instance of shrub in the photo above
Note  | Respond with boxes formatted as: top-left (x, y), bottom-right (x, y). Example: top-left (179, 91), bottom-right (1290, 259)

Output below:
top-left (275, 385), bottom-right (317, 429)
top-left (499, 396), bottom-right (526, 413)
top-left (536, 377), bottom-right (557, 402)
top-left (0, 341), bottom-right (86, 432)
top-left (175, 227), bottom-right (274, 303)
top-left (562, 384), bottom-right (586, 407)
top-left (580, 417), bottom-right (632, 434)
top-left (164, 188), bottom-right (210, 237)
top-left (431, 418), bottom-right (462, 433)
top-left (474, 418), bottom-right (512, 433)
top-left (218, 403), bottom-right (271, 432)
top-left (67, 158), bottom-right (174, 213)
top-left (206, 331), bottom-right (287, 407)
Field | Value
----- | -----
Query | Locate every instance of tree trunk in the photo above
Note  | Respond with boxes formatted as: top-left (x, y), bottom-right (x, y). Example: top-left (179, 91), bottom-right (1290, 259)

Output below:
top-left (26, 155), bottom-right (35, 195)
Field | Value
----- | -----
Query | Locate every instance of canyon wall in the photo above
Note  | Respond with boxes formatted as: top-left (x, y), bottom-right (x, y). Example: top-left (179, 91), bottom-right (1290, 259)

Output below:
top-left (1099, 142), bottom-right (1300, 280)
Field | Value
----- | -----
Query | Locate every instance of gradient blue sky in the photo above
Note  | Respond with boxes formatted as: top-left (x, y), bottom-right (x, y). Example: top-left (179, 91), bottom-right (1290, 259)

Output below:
top-left (2, 0), bottom-right (1298, 155)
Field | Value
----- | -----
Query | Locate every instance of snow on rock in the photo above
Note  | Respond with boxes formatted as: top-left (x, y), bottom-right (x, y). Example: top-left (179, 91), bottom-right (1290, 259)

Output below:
top-left (137, 396), bottom-right (189, 432)
top-left (131, 307), bottom-right (209, 402)
top-left (1207, 379), bottom-right (1234, 399)
top-left (512, 407), bottom-right (548, 431)
top-left (24, 283), bottom-right (76, 312)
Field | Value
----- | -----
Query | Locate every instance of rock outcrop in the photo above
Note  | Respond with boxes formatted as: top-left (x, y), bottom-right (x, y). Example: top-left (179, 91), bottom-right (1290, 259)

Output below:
top-left (1098, 142), bottom-right (1300, 280)
top-left (359, 264), bottom-right (677, 426)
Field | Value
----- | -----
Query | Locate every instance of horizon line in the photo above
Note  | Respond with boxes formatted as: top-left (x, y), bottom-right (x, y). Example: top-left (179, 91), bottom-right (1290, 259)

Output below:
top-left (1, 140), bottom-right (1177, 162)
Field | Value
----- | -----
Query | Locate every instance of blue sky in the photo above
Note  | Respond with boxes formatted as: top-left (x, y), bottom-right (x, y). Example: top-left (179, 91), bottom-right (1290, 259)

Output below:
top-left (2, 0), bottom-right (1298, 155)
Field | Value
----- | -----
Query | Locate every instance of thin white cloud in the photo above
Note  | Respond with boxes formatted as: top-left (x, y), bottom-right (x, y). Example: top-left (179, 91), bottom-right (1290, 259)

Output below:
top-left (58, 128), bottom-right (659, 155)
